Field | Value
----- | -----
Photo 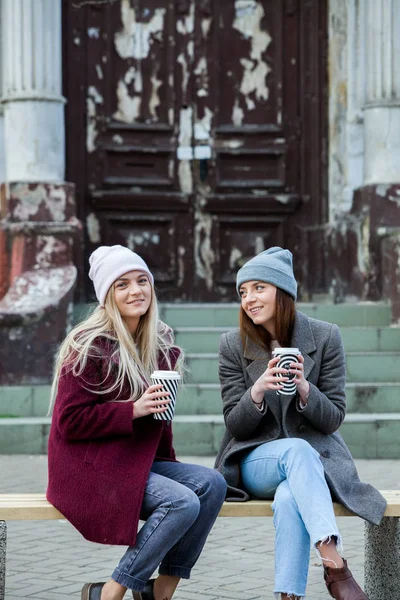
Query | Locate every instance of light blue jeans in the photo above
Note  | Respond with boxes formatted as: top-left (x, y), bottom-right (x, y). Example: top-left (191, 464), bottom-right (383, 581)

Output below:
top-left (240, 438), bottom-right (342, 598)
top-left (112, 461), bottom-right (227, 591)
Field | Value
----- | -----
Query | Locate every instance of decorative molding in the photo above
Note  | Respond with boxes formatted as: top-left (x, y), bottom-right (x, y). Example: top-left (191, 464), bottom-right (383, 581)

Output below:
top-left (1, 0), bottom-right (63, 103)
top-left (364, 0), bottom-right (400, 106)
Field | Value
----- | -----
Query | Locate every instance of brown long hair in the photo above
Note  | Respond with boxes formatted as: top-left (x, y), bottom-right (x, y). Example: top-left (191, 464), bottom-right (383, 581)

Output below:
top-left (239, 287), bottom-right (296, 354)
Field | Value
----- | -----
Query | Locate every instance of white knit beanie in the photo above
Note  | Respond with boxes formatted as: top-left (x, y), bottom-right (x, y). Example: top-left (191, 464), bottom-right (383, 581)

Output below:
top-left (88, 245), bottom-right (154, 306)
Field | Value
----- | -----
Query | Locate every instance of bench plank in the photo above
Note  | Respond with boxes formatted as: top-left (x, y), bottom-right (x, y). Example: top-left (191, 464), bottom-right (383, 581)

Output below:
top-left (1, 492), bottom-right (400, 600)
top-left (0, 491), bottom-right (399, 520)
top-left (219, 500), bottom-right (356, 517)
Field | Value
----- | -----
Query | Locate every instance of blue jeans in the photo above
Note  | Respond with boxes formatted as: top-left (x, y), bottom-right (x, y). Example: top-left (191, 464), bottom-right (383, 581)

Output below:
top-left (112, 461), bottom-right (227, 591)
top-left (240, 438), bottom-right (342, 598)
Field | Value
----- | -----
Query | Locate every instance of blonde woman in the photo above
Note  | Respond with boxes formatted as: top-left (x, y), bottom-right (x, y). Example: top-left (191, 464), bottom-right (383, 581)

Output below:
top-left (47, 245), bottom-right (227, 600)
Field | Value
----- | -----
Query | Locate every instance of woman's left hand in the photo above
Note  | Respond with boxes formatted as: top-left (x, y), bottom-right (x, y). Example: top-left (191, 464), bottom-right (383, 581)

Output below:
top-left (289, 355), bottom-right (310, 403)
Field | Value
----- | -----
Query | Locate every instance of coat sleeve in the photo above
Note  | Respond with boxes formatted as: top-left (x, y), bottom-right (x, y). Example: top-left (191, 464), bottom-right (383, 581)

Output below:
top-left (219, 332), bottom-right (271, 441)
top-left (297, 324), bottom-right (346, 434)
top-left (55, 357), bottom-right (135, 441)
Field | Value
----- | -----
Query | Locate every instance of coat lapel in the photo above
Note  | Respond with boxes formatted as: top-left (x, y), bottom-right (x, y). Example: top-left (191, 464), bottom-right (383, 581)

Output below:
top-left (291, 311), bottom-right (317, 380)
top-left (244, 336), bottom-right (269, 383)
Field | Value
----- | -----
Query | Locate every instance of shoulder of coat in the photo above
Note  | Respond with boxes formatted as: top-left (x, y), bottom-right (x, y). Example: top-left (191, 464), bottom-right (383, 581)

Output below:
top-left (222, 327), bottom-right (241, 343)
top-left (220, 328), bottom-right (241, 352)
top-left (296, 311), bottom-right (335, 337)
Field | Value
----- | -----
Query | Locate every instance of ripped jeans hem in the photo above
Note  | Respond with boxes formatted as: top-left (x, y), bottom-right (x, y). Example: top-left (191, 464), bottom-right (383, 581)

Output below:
top-left (314, 532), bottom-right (343, 566)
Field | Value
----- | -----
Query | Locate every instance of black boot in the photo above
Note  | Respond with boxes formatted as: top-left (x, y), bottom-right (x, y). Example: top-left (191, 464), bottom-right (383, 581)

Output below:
top-left (81, 583), bottom-right (106, 600)
top-left (132, 578), bottom-right (155, 600)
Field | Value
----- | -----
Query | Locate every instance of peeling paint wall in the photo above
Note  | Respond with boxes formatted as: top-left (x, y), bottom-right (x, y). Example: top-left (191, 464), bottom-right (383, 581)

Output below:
top-left (195, 212), bottom-right (215, 291)
top-left (230, 0), bottom-right (271, 125)
top-left (328, 0), bottom-right (400, 217)
top-left (113, 2), bottom-right (166, 124)
top-left (71, 0), bottom-right (328, 302)
top-left (0, 116), bottom-right (5, 183)
top-left (0, 182), bottom-right (80, 383)
top-left (328, 0), bottom-right (366, 218)
top-left (233, 1), bottom-right (271, 102)
top-left (325, 0), bottom-right (400, 317)
top-left (87, 86), bottom-right (104, 153)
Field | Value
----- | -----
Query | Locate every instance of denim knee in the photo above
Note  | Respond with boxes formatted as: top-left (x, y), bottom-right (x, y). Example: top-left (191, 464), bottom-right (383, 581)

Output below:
top-left (272, 481), bottom-right (297, 517)
top-left (283, 438), bottom-right (320, 463)
top-left (206, 469), bottom-right (227, 501)
top-left (173, 487), bottom-right (201, 526)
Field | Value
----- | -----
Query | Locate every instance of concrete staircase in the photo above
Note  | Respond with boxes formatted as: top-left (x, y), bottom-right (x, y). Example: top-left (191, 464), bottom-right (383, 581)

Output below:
top-left (1, 302), bottom-right (399, 458)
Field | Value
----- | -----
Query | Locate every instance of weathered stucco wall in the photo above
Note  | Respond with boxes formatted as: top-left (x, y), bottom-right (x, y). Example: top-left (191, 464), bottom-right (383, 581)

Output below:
top-left (0, 116), bottom-right (5, 182)
top-left (327, 0), bottom-right (400, 319)
top-left (329, 0), bottom-right (365, 218)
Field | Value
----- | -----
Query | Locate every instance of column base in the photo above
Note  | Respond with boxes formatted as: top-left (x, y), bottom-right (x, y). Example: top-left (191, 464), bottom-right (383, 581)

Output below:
top-left (0, 182), bottom-right (80, 384)
top-left (365, 517), bottom-right (400, 600)
top-left (364, 106), bottom-right (400, 185)
top-left (0, 521), bottom-right (6, 600)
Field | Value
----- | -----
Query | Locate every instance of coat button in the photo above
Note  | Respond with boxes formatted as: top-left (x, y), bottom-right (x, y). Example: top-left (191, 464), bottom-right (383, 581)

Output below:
top-left (321, 450), bottom-right (331, 458)
top-left (297, 424), bottom-right (306, 433)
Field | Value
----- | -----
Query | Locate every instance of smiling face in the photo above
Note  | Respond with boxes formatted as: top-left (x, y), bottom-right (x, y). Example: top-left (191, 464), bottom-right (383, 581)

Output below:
top-left (239, 280), bottom-right (277, 335)
top-left (113, 270), bottom-right (152, 332)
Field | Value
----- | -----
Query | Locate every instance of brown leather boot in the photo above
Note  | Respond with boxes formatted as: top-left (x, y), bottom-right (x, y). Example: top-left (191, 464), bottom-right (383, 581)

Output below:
top-left (323, 559), bottom-right (369, 599)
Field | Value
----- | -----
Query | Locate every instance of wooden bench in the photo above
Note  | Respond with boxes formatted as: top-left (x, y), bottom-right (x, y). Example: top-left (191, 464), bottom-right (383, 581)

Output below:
top-left (1, 492), bottom-right (399, 600)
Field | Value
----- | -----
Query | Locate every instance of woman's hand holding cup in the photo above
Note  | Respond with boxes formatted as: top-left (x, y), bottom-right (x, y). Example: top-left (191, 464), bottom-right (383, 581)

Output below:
top-left (133, 384), bottom-right (171, 419)
top-left (251, 356), bottom-right (289, 403)
top-left (288, 354), bottom-right (310, 401)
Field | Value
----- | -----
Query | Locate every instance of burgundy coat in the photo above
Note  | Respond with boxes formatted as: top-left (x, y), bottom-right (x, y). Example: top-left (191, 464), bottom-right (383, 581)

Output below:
top-left (47, 338), bottom-right (180, 546)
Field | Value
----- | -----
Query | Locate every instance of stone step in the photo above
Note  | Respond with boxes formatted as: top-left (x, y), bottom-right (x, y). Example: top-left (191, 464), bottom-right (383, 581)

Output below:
top-left (157, 302), bottom-right (391, 328)
top-left (0, 414), bottom-right (399, 458)
top-left (186, 352), bottom-right (400, 384)
top-left (1, 381), bottom-right (400, 418)
top-left (175, 326), bottom-right (400, 354)
top-left (175, 382), bottom-right (400, 415)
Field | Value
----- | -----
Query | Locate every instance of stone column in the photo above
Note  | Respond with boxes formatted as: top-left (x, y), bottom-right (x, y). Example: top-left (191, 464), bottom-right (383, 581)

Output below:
top-left (1, 0), bottom-right (65, 181)
top-left (363, 0), bottom-right (400, 184)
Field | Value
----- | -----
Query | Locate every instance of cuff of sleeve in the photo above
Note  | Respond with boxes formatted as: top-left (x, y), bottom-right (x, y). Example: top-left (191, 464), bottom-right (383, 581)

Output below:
top-left (296, 385), bottom-right (313, 412)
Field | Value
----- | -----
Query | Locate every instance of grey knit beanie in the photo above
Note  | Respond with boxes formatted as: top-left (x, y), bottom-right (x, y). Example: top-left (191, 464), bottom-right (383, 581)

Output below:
top-left (236, 247), bottom-right (297, 300)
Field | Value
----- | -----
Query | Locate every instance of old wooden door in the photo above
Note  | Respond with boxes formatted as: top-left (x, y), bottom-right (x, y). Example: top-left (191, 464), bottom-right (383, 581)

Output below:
top-left (64, 0), bottom-right (327, 301)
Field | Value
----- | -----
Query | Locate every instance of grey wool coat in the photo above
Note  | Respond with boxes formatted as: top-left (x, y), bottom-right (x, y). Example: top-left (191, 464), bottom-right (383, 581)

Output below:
top-left (214, 311), bottom-right (386, 526)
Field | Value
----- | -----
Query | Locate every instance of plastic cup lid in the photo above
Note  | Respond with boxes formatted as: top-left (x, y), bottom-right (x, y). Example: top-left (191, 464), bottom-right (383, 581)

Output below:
top-left (151, 370), bottom-right (181, 380)
top-left (272, 347), bottom-right (301, 355)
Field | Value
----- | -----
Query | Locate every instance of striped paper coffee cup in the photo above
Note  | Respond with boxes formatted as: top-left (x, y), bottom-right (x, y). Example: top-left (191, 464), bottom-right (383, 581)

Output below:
top-left (272, 348), bottom-right (301, 396)
top-left (150, 370), bottom-right (181, 421)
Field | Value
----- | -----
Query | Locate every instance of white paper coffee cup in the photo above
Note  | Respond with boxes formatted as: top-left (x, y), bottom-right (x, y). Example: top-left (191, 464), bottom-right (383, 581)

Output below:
top-left (150, 370), bottom-right (181, 420)
top-left (272, 348), bottom-right (301, 395)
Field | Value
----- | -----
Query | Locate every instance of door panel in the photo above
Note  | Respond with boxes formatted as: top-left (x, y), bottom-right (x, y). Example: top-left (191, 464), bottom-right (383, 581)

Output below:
top-left (64, 0), bottom-right (327, 301)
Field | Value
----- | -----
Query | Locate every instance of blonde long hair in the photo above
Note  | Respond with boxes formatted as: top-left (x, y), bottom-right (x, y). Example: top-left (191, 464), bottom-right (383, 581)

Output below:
top-left (48, 284), bottom-right (183, 414)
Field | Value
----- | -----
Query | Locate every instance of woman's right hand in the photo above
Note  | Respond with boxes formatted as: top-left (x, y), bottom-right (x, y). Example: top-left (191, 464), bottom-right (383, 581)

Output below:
top-left (133, 385), bottom-right (171, 419)
top-left (251, 356), bottom-right (289, 403)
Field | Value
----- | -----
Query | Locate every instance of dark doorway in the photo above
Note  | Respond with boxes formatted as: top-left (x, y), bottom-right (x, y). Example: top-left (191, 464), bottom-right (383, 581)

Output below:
top-left (64, 0), bottom-right (328, 301)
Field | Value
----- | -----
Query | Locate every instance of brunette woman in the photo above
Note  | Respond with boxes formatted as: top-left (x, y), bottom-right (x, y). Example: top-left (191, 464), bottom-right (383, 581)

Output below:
top-left (47, 245), bottom-right (226, 600)
top-left (215, 246), bottom-right (385, 600)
